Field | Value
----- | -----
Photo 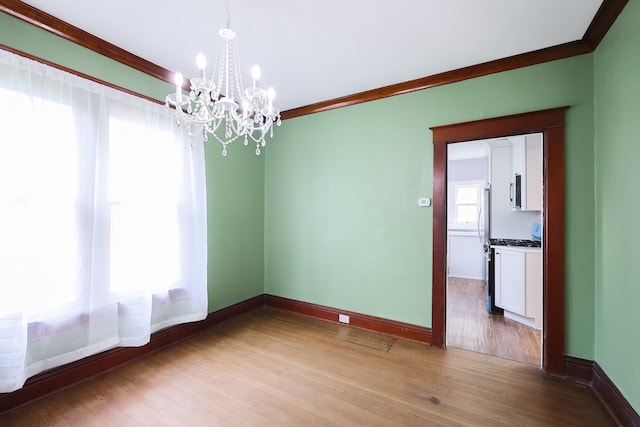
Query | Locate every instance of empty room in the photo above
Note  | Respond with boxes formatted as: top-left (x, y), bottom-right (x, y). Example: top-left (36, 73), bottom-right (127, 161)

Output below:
top-left (0, 0), bottom-right (638, 425)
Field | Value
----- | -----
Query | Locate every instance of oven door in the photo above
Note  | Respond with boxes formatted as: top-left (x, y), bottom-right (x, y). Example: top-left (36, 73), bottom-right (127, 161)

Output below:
top-left (487, 248), bottom-right (504, 315)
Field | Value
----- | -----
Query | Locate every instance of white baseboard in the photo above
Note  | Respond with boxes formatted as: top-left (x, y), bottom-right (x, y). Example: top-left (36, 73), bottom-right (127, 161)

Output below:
top-left (504, 310), bottom-right (539, 330)
top-left (447, 274), bottom-right (484, 281)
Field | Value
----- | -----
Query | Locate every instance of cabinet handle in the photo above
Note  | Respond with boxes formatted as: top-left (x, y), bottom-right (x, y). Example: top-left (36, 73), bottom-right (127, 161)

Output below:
top-left (509, 182), bottom-right (514, 202)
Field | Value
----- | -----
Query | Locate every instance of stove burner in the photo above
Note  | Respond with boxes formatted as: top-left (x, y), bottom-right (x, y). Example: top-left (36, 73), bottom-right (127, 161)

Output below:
top-left (490, 238), bottom-right (541, 248)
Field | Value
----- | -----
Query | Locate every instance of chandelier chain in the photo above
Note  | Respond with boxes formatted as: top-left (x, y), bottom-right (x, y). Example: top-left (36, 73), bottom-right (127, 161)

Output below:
top-left (225, 0), bottom-right (231, 29)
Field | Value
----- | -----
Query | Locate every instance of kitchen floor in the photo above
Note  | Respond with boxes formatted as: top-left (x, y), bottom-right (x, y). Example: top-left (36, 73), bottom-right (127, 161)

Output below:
top-left (447, 276), bottom-right (541, 366)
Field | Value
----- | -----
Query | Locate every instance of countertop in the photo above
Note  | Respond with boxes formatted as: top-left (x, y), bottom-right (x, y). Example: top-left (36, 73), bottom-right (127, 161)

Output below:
top-left (489, 238), bottom-right (541, 248)
top-left (491, 244), bottom-right (541, 253)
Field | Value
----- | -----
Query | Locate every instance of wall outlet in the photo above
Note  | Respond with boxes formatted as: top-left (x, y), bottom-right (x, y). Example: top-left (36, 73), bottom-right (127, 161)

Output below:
top-left (338, 314), bottom-right (350, 324)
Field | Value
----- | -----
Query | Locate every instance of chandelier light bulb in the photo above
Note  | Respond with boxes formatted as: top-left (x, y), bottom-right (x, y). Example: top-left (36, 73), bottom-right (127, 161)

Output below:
top-left (196, 53), bottom-right (207, 70)
top-left (267, 87), bottom-right (275, 113)
top-left (174, 71), bottom-right (184, 86)
top-left (196, 52), bottom-right (207, 79)
top-left (251, 65), bottom-right (261, 81)
top-left (251, 65), bottom-right (261, 90)
top-left (174, 71), bottom-right (184, 101)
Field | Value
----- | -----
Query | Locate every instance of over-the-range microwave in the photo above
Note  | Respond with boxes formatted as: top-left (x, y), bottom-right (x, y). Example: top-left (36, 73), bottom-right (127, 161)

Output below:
top-left (510, 173), bottom-right (522, 209)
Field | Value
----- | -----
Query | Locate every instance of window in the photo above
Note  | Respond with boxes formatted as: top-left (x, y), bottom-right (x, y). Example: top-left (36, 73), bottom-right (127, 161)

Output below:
top-left (108, 116), bottom-right (182, 295)
top-left (449, 181), bottom-right (484, 229)
top-left (0, 49), bottom-right (208, 393)
top-left (0, 87), bottom-right (79, 317)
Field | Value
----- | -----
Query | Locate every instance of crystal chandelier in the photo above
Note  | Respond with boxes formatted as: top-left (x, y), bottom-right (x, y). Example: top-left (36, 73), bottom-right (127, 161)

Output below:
top-left (165, 0), bottom-right (281, 156)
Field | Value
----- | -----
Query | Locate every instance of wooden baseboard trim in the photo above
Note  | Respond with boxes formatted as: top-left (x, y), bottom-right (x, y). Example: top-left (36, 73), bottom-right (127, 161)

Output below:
top-left (0, 294), bottom-right (265, 414)
top-left (564, 355), bottom-right (594, 383)
top-left (202, 295), bottom-right (266, 328)
top-left (592, 362), bottom-right (640, 427)
top-left (563, 355), bottom-right (639, 426)
top-left (264, 294), bottom-right (432, 344)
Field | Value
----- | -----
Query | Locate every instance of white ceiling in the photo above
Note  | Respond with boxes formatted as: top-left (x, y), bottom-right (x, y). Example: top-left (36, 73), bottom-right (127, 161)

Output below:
top-left (448, 140), bottom-right (489, 161)
top-left (20, 0), bottom-right (604, 112)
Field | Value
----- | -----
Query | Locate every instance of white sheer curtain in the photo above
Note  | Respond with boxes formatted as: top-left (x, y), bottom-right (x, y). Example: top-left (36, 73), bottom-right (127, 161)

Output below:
top-left (0, 49), bottom-right (208, 393)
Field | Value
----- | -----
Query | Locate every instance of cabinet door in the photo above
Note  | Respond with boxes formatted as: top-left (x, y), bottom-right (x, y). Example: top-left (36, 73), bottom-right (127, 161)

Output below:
top-left (525, 251), bottom-right (543, 329)
top-left (494, 249), bottom-right (525, 315)
top-left (511, 136), bottom-right (525, 210)
top-left (490, 145), bottom-right (516, 237)
top-left (524, 134), bottom-right (542, 211)
top-left (511, 134), bottom-right (542, 211)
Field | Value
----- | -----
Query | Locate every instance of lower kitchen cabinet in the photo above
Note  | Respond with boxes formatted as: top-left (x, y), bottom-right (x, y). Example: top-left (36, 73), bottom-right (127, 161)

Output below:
top-left (493, 246), bottom-right (542, 329)
top-left (495, 248), bottom-right (525, 315)
top-left (524, 250), bottom-right (542, 329)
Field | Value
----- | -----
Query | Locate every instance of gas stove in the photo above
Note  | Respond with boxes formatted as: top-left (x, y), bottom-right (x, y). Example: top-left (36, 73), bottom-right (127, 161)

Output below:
top-left (490, 238), bottom-right (541, 248)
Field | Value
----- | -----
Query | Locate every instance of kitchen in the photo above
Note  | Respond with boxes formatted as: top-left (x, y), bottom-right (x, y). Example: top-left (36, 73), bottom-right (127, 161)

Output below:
top-left (446, 133), bottom-right (543, 366)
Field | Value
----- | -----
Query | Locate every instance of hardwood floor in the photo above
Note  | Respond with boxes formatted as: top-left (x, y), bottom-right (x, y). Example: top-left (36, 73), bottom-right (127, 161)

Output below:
top-left (447, 276), bottom-right (542, 366)
top-left (0, 307), bottom-right (612, 426)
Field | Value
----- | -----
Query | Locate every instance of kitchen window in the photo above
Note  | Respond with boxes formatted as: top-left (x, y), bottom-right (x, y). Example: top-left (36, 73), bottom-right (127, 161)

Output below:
top-left (449, 180), bottom-right (484, 229)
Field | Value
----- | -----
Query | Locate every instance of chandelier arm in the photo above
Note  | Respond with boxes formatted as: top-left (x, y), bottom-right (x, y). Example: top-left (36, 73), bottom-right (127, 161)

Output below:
top-left (198, 95), bottom-right (223, 122)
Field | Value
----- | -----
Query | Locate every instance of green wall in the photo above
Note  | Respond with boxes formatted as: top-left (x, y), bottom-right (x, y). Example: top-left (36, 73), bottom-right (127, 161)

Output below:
top-left (205, 146), bottom-right (265, 311)
top-left (594, 0), bottom-right (640, 413)
top-left (0, 12), bottom-right (266, 311)
top-left (265, 55), bottom-right (596, 359)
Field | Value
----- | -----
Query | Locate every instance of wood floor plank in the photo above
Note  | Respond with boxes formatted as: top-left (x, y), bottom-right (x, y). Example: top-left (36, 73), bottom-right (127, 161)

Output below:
top-left (0, 307), bottom-right (612, 426)
top-left (447, 276), bottom-right (542, 366)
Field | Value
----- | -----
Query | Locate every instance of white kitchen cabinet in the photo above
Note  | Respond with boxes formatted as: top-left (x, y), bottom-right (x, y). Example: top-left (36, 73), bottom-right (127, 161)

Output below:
top-left (493, 246), bottom-right (542, 329)
top-left (488, 139), bottom-right (541, 239)
top-left (511, 133), bottom-right (542, 211)
top-left (494, 248), bottom-right (525, 315)
top-left (511, 135), bottom-right (525, 177)
top-left (525, 250), bottom-right (542, 329)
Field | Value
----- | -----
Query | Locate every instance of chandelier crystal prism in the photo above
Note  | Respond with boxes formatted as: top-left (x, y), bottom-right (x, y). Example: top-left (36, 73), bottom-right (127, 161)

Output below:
top-left (165, 2), bottom-right (281, 156)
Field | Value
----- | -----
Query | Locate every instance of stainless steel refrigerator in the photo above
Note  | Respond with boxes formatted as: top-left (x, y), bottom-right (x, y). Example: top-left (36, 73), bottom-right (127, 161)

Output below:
top-left (480, 184), bottom-right (503, 314)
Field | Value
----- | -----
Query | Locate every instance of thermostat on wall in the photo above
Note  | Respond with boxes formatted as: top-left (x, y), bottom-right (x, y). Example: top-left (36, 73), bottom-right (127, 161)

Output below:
top-left (418, 197), bottom-right (431, 207)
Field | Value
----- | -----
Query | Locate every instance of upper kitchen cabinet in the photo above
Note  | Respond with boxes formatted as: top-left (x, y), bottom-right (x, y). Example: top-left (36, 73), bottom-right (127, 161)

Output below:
top-left (488, 136), bottom-right (542, 240)
top-left (511, 133), bottom-right (542, 211)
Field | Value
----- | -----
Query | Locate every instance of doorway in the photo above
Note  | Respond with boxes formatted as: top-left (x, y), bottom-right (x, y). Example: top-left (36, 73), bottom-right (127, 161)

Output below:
top-left (445, 136), bottom-right (543, 367)
top-left (430, 107), bottom-right (567, 376)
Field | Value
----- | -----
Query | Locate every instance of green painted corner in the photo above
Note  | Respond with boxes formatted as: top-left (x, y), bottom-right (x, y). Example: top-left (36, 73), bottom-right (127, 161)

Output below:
top-left (205, 142), bottom-right (265, 311)
top-left (593, 0), bottom-right (640, 413)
